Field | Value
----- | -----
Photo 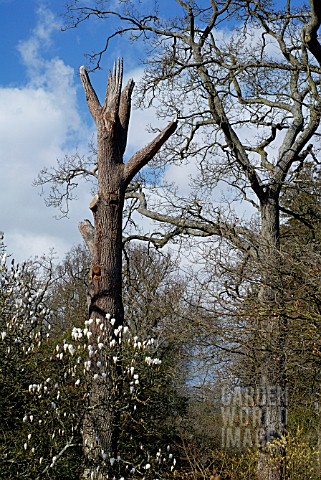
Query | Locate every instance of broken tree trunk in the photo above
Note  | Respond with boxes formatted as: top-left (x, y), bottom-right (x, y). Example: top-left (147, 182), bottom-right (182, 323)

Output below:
top-left (78, 59), bottom-right (177, 479)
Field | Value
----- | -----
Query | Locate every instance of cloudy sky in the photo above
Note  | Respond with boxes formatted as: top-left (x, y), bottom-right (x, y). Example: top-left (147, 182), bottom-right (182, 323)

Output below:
top-left (1, 0), bottom-right (178, 263)
top-left (1, 0), bottom-right (304, 263)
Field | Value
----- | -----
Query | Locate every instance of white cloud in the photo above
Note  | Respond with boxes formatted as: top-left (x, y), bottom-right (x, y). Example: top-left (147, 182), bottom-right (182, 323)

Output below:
top-left (17, 6), bottom-right (60, 78)
top-left (0, 6), bottom-right (91, 263)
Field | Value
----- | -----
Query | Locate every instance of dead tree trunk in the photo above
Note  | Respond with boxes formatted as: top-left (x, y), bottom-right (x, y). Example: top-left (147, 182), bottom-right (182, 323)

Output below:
top-left (78, 60), bottom-right (177, 480)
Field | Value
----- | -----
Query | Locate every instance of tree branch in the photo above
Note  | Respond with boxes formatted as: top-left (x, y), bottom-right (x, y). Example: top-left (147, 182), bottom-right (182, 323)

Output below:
top-left (39, 437), bottom-right (78, 478)
top-left (79, 66), bottom-right (102, 124)
top-left (123, 117), bottom-right (178, 186)
top-left (79, 219), bottom-right (95, 255)
top-left (126, 189), bottom-right (259, 257)
top-left (303, 0), bottom-right (321, 67)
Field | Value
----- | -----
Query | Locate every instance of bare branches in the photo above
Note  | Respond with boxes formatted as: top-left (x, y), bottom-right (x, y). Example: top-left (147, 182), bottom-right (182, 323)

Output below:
top-left (81, 59), bottom-right (136, 163)
top-left (39, 437), bottom-right (78, 478)
top-left (79, 66), bottom-right (102, 124)
top-left (104, 59), bottom-right (124, 123)
top-left (303, 0), bottom-right (321, 67)
top-left (126, 188), bottom-right (259, 257)
top-left (34, 153), bottom-right (97, 217)
top-left (124, 117), bottom-right (178, 186)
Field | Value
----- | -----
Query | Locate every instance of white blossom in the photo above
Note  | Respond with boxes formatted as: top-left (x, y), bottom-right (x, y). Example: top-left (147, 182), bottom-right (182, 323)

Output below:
top-left (68, 344), bottom-right (75, 356)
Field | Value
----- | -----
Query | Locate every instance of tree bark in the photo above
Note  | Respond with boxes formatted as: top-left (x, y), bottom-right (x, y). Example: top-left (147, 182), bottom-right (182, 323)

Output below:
top-left (78, 60), bottom-right (177, 479)
top-left (257, 193), bottom-right (287, 480)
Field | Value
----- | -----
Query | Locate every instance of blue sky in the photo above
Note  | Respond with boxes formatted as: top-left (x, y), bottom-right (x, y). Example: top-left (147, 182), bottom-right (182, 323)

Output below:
top-left (0, 0), bottom-right (309, 263)
top-left (0, 0), bottom-right (168, 262)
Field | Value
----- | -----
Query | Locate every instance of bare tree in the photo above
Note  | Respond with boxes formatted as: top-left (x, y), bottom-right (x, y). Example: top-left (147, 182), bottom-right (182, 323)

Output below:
top-left (36, 60), bottom-right (177, 479)
top-left (60, 1), bottom-right (321, 479)
top-left (79, 60), bottom-right (176, 479)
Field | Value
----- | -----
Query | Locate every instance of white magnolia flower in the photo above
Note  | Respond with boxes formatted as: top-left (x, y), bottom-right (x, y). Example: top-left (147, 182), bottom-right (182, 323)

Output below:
top-left (68, 344), bottom-right (75, 356)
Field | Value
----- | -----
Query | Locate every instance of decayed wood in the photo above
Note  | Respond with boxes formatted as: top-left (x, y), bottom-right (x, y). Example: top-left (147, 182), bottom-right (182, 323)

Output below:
top-left (124, 116), bottom-right (177, 185)
top-left (78, 219), bottom-right (94, 256)
top-left (89, 193), bottom-right (99, 210)
top-left (79, 66), bottom-right (102, 124)
top-left (78, 60), bottom-right (177, 479)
